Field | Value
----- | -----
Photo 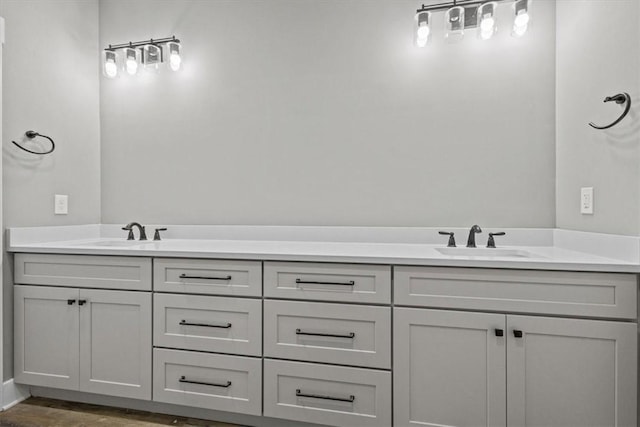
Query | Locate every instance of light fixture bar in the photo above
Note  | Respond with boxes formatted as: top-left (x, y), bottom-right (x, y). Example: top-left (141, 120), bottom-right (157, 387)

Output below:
top-left (416, 0), bottom-right (505, 14)
top-left (105, 35), bottom-right (180, 51)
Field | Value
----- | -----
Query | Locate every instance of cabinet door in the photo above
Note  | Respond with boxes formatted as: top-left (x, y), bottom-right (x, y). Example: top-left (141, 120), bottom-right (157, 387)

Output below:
top-left (394, 308), bottom-right (506, 427)
top-left (507, 315), bottom-right (637, 427)
top-left (14, 285), bottom-right (80, 390)
top-left (79, 289), bottom-right (152, 400)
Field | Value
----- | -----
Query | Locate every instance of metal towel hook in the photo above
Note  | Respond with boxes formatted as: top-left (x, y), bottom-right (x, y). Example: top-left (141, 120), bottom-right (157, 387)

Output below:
top-left (589, 92), bottom-right (631, 130)
top-left (11, 130), bottom-right (56, 155)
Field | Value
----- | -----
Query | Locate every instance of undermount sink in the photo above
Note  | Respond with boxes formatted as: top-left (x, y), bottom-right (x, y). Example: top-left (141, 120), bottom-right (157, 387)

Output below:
top-left (72, 240), bottom-right (156, 247)
top-left (436, 247), bottom-right (536, 258)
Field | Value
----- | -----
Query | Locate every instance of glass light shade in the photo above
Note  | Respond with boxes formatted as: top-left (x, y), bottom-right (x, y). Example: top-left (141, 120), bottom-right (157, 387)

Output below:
top-left (124, 47), bottom-right (139, 75)
top-left (168, 41), bottom-right (182, 71)
top-left (143, 44), bottom-right (162, 71)
top-left (103, 50), bottom-right (118, 79)
top-left (477, 2), bottom-right (498, 40)
top-left (414, 11), bottom-right (431, 48)
top-left (445, 6), bottom-right (465, 42)
top-left (512, 0), bottom-right (531, 37)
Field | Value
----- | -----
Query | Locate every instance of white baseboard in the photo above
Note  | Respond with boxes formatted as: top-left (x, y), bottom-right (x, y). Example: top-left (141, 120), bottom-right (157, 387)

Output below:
top-left (2, 379), bottom-right (30, 410)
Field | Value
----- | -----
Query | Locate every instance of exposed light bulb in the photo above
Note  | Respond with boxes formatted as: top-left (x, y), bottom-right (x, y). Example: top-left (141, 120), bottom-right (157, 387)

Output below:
top-left (417, 25), bottom-right (430, 40)
top-left (414, 10), bottom-right (431, 48)
top-left (124, 47), bottom-right (138, 75)
top-left (105, 60), bottom-right (118, 78)
top-left (445, 6), bottom-right (465, 42)
top-left (126, 58), bottom-right (138, 75)
top-left (512, 0), bottom-right (531, 38)
top-left (514, 12), bottom-right (530, 27)
top-left (103, 50), bottom-right (118, 79)
top-left (480, 17), bottom-right (495, 32)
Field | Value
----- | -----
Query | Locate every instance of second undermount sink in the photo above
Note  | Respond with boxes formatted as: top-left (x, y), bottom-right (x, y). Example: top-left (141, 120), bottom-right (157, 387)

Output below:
top-left (436, 247), bottom-right (536, 258)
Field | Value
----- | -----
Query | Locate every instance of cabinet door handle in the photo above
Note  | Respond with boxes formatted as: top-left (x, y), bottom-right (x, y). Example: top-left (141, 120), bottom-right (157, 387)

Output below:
top-left (179, 376), bottom-right (231, 388)
top-left (179, 274), bottom-right (232, 281)
top-left (296, 329), bottom-right (355, 339)
top-left (179, 320), bottom-right (232, 329)
top-left (494, 328), bottom-right (504, 337)
top-left (513, 329), bottom-right (523, 338)
top-left (78, 299), bottom-right (87, 306)
top-left (67, 299), bottom-right (76, 305)
top-left (296, 389), bottom-right (355, 402)
top-left (295, 279), bottom-right (355, 286)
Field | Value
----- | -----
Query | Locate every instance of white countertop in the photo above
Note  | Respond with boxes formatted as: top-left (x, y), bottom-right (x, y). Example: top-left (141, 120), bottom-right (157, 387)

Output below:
top-left (7, 225), bottom-right (640, 273)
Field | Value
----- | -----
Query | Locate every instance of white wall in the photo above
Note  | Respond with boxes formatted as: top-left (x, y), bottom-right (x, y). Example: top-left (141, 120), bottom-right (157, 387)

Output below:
top-left (99, 0), bottom-right (556, 228)
top-left (556, 0), bottom-right (640, 235)
top-left (0, 0), bottom-right (101, 379)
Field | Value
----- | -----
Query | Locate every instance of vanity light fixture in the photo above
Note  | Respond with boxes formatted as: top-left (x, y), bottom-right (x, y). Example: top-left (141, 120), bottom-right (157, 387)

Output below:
top-left (102, 35), bottom-right (181, 78)
top-left (414, 0), bottom-right (532, 45)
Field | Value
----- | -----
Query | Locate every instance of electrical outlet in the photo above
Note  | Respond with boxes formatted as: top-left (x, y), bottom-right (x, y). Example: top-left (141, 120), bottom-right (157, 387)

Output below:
top-left (55, 194), bottom-right (68, 215)
top-left (580, 187), bottom-right (593, 215)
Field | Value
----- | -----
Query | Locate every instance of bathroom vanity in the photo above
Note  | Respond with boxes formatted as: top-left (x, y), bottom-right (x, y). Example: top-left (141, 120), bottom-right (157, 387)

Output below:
top-left (7, 225), bottom-right (639, 427)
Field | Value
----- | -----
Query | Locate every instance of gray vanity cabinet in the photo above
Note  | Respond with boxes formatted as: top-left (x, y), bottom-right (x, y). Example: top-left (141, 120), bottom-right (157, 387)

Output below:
top-left (13, 254), bottom-right (153, 400)
top-left (394, 267), bottom-right (638, 427)
top-left (14, 285), bottom-right (152, 400)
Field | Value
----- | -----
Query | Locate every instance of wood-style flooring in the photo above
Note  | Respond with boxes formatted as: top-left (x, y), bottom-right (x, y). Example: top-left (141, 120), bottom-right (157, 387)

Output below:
top-left (0, 397), bottom-right (242, 427)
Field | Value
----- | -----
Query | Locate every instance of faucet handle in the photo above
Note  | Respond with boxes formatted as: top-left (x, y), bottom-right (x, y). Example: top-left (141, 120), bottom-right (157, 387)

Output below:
top-left (438, 231), bottom-right (456, 247)
top-left (154, 228), bottom-right (168, 241)
top-left (121, 227), bottom-right (135, 240)
top-left (487, 232), bottom-right (506, 248)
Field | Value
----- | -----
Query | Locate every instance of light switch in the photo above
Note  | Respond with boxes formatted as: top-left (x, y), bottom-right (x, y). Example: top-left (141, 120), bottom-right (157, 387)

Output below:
top-left (55, 194), bottom-right (68, 215)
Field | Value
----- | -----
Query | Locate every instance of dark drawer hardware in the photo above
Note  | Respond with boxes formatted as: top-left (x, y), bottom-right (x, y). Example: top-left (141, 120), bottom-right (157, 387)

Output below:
top-left (179, 376), bottom-right (231, 388)
top-left (179, 274), bottom-right (232, 281)
top-left (78, 299), bottom-right (87, 306)
top-left (179, 320), bottom-right (232, 329)
top-left (296, 389), bottom-right (355, 403)
top-left (495, 328), bottom-right (504, 337)
top-left (67, 299), bottom-right (76, 305)
top-left (295, 279), bottom-right (355, 286)
top-left (296, 329), bottom-right (355, 339)
top-left (513, 330), bottom-right (523, 338)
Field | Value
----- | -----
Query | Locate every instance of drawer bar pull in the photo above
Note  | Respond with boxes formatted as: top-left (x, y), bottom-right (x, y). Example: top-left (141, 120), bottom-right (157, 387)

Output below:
top-left (295, 279), bottom-right (355, 286)
top-left (295, 328), bottom-right (355, 339)
top-left (179, 320), bottom-right (232, 329)
top-left (179, 376), bottom-right (231, 388)
top-left (296, 389), bottom-right (355, 402)
top-left (179, 274), bottom-right (232, 281)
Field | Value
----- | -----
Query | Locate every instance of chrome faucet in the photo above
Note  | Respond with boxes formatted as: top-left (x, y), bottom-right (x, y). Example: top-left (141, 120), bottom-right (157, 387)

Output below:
top-left (122, 222), bottom-right (147, 241)
top-left (466, 225), bottom-right (482, 248)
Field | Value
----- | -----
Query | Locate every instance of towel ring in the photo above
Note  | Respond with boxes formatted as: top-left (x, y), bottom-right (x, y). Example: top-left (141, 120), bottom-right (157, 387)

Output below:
top-left (589, 93), bottom-right (631, 130)
top-left (11, 130), bottom-right (56, 155)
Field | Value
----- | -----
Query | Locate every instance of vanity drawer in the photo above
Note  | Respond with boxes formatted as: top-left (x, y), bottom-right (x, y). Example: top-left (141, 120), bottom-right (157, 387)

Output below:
top-left (395, 266), bottom-right (638, 319)
top-left (264, 359), bottom-right (391, 427)
top-left (154, 294), bottom-right (262, 356)
top-left (264, 300), bottom-right (390, 368)
top-left (264, 262), bottom-right (391, 304)
top-left (153, 258), bottom-right (261, 297)
top-left (14, 254), bottom-right (152, 291)
top-left (153, 348), bottom-right (261, 416)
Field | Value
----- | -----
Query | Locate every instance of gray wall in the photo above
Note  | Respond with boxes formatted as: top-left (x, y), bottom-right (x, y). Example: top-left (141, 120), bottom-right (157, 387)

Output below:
top-left (556, 1), bottom-right (640, 235)
top-left (99, 0), bottom-right (556, 228)
top-left (1, 0), bottom-right (101, 380)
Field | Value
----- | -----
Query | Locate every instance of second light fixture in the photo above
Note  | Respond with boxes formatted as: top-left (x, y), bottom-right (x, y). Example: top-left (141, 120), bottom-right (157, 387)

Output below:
top-left (414, 0), bottom-right (531, 47)
top-left (103, 36), bottom-right (182, 79)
